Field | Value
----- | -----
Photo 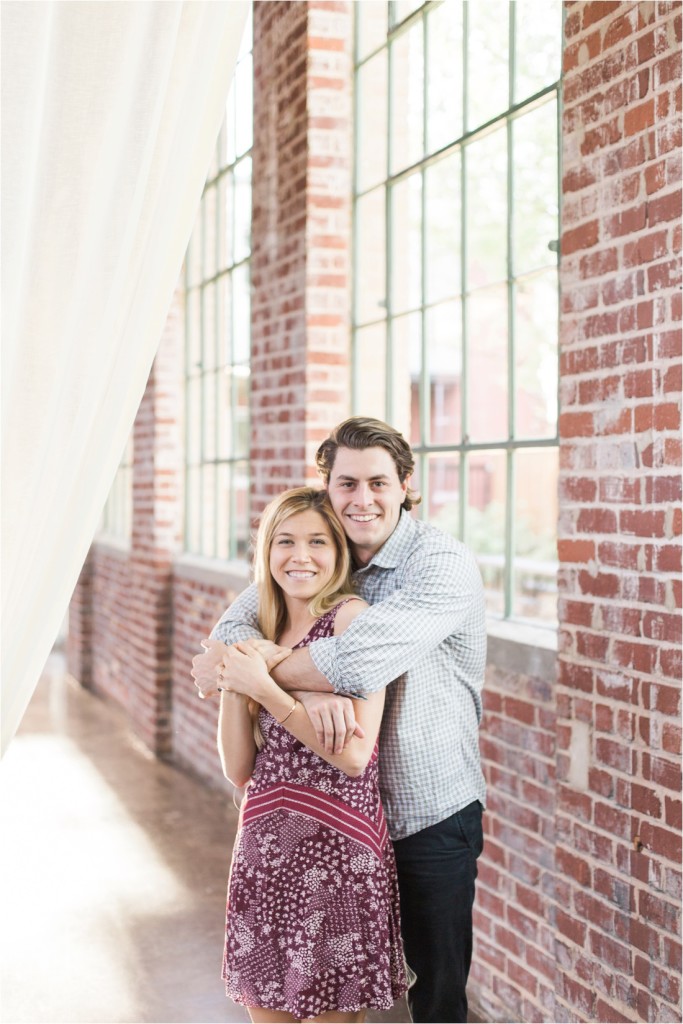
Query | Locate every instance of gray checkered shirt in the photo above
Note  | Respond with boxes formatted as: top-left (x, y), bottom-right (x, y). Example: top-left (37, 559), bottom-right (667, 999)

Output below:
top-left (212, 511), bottom-right (487, 840)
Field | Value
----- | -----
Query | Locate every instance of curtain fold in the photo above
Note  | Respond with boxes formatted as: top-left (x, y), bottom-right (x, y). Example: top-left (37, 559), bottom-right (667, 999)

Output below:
top-left (1, 0), bottom-right (249, 754)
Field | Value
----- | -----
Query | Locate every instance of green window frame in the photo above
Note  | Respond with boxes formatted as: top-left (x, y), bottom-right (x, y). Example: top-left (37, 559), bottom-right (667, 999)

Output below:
top-left (183, 9), bottom-right (253, 560)
top-left (352, 0), bottom-right (562, 624)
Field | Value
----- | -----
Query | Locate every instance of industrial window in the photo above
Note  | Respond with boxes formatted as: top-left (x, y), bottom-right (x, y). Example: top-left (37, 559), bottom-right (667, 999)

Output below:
top-left (183, 10), bottom-right (253, 559)
top-left (100, 437), bottom-right (133, 542)
top-left (353, 0), bottom-right (561, 623)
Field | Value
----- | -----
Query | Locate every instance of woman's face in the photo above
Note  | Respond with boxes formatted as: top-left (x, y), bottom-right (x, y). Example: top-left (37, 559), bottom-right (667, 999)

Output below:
top-left (269, 509), bottom-right (338, 604)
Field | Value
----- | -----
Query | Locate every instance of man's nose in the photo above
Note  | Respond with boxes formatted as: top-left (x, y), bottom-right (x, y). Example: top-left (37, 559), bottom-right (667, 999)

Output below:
top-left (354, 484), bottom-right (373, 507)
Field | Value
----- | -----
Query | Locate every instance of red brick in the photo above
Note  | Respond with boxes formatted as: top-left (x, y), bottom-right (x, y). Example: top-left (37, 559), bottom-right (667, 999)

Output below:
top-left (562, 220), bottom-right (600, 255)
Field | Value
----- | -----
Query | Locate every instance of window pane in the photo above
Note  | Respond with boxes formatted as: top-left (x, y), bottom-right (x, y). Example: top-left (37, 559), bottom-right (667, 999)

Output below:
top-left (513, 447), bottom-right (558, 622)
top-left (235, 370), bottom-right (250, 456)
top-left (425, 151), bottom-right (461, 305)
top-left (218, 171), bottom-right (233, 270)
top-left (514, 0), bottom-right (563, 102)
top-left (187, 376), bottom-right (202, 465)
top-left (202, 282), bottom-right (217, 370)
top-left (354, 322), bottom-right (387, 419)
top-left (390, 173), bottom-right (422, 315)
top-left (513, 97), bottom-right (558, 276)
top-left (235, 53), bottom-right (253, 157)
top-left (217, 370), bottom-right (233, 460)
top-left (186, 288), bottom-right (201, 373)
top-left (426, 0), bottom-right (463, 153)
top-left (467, 450), bottom-right (506, 616)
top-left (390, 22), bottom-right (424, 174)
top-left (467, 0), bottom-right (510, 130)
top-left (391, 0), bottom-right (424, 26)
top-left (356, 0), bottom-right (387, 61)
top-left (466, 127), bottom-right (507, 289)
top-left (514, 271), bottom-right (558, 439)
top-left (202, 371), bottom-right (217, 462)
top-left (467, 285), bottom-right (508, 443)
top-left (234, 157), bottom-right (252, 263)
top-left (427, 452), bottom-right (460, 536)
top-left (355, 188), bottom-right (386, 324)
top-left (232, 263), bottom-right (251, 363)
top-left (233, 460), bottom-right (251, 559)
top-left (202, 463), bottom-right (216, 557)
top-left (390, 312), bottom-right (421, 443)
top-left (356, 51), bottom-right (388, 193)
top-left (186, 466), bottom-right (201, 554)
top-left (203, 185), bottom-right (217, 280)
top-left (426, 299), bottom-right (462, 446)
top-left (216, 462), bottom-right (231, 560)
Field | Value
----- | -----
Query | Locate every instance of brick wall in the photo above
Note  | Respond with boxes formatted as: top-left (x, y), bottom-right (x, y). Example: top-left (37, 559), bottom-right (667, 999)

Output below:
top-left (557, 2), bottom-right (682, 1022)
top-left (68, 292), bottom-right (183, 756)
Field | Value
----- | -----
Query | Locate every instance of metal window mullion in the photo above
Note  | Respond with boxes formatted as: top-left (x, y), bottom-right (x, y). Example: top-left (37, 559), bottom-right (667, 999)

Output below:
top-left (385, 33), bottom-right (394, 423)
top-left (420, 4), bottom-right (429, 463)
top-left (351, 6), bottom-right (363, 413)
top-left (459, 1), bottom-right (468, 543)
top-left (214, 183), bottom-right (221, 560)
top-left (504, 3), bottom-right (516, 619)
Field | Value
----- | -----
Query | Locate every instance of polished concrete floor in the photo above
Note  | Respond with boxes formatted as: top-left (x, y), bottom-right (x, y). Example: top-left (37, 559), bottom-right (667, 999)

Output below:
top-left (1, 653), bottom-right (411, 1024)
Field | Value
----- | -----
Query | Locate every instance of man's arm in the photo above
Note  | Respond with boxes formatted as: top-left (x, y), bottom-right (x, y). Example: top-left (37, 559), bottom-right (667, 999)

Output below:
top-left (210, 582), bottom-right (261, 644)
top-left (306, 543), bottom-right (485, 697)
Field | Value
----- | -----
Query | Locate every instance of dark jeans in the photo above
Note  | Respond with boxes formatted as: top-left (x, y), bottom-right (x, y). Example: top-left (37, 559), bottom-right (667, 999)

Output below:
top-left (392, 801), bottom-right (484, 1024)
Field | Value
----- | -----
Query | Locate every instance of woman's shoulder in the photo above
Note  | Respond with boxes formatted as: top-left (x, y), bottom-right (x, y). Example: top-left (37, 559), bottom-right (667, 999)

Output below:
top-left (331, 595), bottom-right (368, 635)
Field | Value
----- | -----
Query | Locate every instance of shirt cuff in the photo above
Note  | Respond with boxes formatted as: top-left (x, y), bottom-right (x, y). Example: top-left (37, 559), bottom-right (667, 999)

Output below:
top-left (309, 637), bottom-right (367, 700)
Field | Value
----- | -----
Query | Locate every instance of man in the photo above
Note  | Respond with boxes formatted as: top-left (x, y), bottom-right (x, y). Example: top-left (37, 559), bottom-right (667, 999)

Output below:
top-left (192, 417), bottom-right (487, 1024)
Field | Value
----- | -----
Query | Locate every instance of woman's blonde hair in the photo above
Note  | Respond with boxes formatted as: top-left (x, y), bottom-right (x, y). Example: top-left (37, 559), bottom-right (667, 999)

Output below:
top-left (247, 486), bottom-right (355, 749)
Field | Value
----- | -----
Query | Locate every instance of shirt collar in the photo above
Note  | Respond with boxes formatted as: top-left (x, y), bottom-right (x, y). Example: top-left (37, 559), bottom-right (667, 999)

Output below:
top-left (353, 509), bottom-right (415, 572)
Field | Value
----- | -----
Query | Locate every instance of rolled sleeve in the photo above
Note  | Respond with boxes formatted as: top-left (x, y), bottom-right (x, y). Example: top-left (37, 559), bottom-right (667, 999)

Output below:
top-left (309, 544), bottom-right (484, 697)
top-left (210, 582), bottom-right (263, 645)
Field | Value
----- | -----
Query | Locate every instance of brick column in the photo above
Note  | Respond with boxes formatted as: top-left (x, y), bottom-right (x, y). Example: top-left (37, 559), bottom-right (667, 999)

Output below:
top-left (250, 0), bottom-right (352, 515)
top-left (558, 3), bottom-right (681, 1022)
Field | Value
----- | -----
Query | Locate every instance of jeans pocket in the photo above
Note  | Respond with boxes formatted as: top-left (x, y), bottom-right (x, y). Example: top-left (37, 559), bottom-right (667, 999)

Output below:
top-left (454, 800), bottom-right (484, 859)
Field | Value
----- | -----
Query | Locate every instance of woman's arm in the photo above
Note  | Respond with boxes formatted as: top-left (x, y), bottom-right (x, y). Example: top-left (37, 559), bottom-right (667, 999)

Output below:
top-left (221, 601), bottom-right (384, 778)
top-left (217, 690), bottom-right (258, 788)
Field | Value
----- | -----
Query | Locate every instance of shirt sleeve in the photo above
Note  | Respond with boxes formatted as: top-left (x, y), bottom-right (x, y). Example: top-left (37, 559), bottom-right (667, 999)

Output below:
top-left (210, 582), bottom-right (263, 644)
top-left (308, 543), bottom-right (485, 696)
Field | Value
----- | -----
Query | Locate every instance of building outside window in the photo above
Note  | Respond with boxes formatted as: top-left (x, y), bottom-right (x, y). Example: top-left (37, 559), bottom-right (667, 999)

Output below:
top-left (183, 9), bottom-right (253, 560)
top-left (353, 0), bottom-right (562, 624)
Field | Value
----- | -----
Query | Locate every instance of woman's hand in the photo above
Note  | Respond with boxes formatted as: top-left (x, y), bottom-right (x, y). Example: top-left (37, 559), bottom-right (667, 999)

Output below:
top-left (239, 637), bottom-right (293, 673)
top-left (218, 642), bottom-right (274, 701)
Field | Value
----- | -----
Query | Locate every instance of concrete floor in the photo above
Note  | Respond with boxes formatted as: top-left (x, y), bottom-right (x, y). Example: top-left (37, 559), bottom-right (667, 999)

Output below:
top-left (1, 653), bottom-right (411, 1024)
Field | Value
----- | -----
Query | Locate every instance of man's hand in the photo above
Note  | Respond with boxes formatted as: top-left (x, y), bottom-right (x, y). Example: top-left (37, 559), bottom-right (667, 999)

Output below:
top-left (294, 691), bottom-right (365, 755)
top-left (191, 639), bottom-right (229, 699)
top-left (239, 637), bottom-right (292, 674)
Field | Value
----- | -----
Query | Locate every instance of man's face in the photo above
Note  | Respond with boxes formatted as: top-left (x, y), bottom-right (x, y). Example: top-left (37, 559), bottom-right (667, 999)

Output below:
top-left (326, 446), bottom-right (408, 565)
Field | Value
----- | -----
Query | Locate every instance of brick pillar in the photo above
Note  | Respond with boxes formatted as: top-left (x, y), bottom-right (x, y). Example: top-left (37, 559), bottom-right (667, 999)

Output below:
top-left (250, 0), bottom-right (352, 515)
top-left (66, 552), bottom-right (94, 686)
top-left (558, 3), bottom-right (681, 1022)
top-left (126, 290), bottom-right (183, 756)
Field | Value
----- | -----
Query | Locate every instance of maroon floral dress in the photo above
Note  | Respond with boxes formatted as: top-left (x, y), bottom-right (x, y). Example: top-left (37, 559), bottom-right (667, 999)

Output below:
top-left (222, 602), bottom-right (407, 1018)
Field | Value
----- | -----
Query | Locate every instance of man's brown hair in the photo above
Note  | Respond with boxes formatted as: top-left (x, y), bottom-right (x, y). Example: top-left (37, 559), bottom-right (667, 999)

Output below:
top-left (315, 416), bottom-right (422, 512)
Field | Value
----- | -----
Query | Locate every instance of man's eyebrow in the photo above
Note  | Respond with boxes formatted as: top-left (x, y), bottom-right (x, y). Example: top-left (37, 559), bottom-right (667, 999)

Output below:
top-left (335, 473), bottom-right (391, 481)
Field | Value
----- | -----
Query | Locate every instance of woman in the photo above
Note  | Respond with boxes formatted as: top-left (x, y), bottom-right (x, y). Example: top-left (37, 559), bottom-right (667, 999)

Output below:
top-left (216, 487), bottom-right (408, 1023)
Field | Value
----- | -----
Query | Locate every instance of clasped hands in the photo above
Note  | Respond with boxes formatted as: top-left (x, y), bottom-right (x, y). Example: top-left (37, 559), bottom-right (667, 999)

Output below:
top-left (191, 637), bottom-right (289, 701)
top-left (191, 638), bottom-right (363, 753)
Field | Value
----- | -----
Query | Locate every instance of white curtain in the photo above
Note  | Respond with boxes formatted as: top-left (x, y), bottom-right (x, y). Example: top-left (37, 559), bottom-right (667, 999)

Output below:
top-left (1, 0), bottom-right (249, 754)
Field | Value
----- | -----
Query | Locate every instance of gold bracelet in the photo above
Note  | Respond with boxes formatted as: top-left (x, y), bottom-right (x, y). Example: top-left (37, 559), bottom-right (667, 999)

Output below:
top-left (277, 698), bottom-right (298, 725)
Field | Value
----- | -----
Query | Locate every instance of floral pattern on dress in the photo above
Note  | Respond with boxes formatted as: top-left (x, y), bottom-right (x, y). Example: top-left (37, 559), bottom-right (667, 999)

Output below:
top-left (222, 603), bottom-right (407, 1018)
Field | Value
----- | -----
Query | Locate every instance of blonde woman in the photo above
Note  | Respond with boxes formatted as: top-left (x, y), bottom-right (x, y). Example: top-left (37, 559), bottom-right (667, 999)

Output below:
top-left (216, 487), bottom-right (408, 1024)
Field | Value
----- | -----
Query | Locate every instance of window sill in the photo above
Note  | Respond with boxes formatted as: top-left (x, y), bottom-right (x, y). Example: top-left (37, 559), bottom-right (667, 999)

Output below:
top-left (486, 617), bottom-right (557, 680)
top-left (173, 552), bottom-right (251, 592)
top-left (93, 534), bottom-right (131, 555)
